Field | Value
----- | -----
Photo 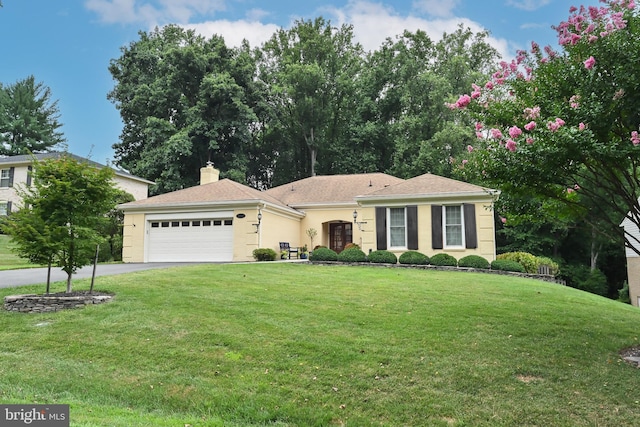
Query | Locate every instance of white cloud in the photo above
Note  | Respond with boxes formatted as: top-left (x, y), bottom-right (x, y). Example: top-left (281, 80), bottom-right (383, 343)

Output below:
top-left (412, 0), bottom-right (461, 18)
top-left (85, 0), bottom-right (225, 26)
top-left (185, 20), bottom-right (280, 48)
top-left (506, 0), bottom-right (551, 12)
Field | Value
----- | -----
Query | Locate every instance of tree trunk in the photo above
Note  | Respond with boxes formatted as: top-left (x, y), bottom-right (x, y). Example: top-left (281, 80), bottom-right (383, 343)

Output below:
top-left (590, 225), bottom-right (600, 271)
top-left (46, 261), bottom-right (51, 294)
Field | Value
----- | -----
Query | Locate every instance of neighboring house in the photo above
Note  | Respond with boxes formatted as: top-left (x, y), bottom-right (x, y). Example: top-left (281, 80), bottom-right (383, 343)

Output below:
top-left (0, 153), bottom-right (153, 216)
top-left (119, 164), bottom-right (499, 263)
top-left (620, 215), bottom-right (640, 307)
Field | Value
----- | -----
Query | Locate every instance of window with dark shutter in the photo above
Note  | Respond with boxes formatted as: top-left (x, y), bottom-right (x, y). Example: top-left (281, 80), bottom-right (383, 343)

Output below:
top-left (8, 167), bottom-right (14, 187)
top-left (375, 207), bottom-right (387, 250)
top-left (7, 201), bottom-right (12, 214)
top-left (431, 205), bottom-right (443, 249)
top-left (407, 205), bottom-right (418, 250)
top-left (463, 204), bottom-right (478, 249)
top-left (27, 166), bottom-right (33, 187)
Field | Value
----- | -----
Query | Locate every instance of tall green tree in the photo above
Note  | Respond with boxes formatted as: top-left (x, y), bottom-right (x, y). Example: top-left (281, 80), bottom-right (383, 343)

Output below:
top-left (258, 18), bottom-right (363, 181)
top-left (456, 0), bottom-right (640, 256)
top-left (0, 75), bottom-right (65, 155)
top-left (2, 154), bottom-right (119, 292)
top-left (108, 25), bottom-right (258, 194)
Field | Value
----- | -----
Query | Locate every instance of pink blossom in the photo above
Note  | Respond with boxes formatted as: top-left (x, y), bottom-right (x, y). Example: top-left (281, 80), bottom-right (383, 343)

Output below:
top-left (579, 122), bottom-right (586, 131)
top-left (462, 159), bottom-right (468, 166)
top-left (476, 132), bottom-right (484, 139)
top-left (588, 35), bottom-right (599, 43)
top-left (524, 121), bottom-right (537, 131)
top-left (508, 126), bottom-right (522, 139)
top-left (547, 121), bottom-right (560, 132)
top-left (631, 131), bottom-right (640, 146)
top-left (485, 81), bottom-right (494, 90)
top-left (455, 94), bottom-right (471, 108)
top-left (475, 122), bottom-right (483, 131)
top-left (505, 139), bottom-right (517, 152)
top-left (467, 145), bottom-right (474, 153)
top-left (584, 56), bottom-right (596, 69)
top-left (524, 106), bottom-right (541, 120)
top-left (569, 6), bottom-right (578, 13)
top-left (555, 118), bottom-right (566, 126)
top-left (574, 184), bottom-right (580, 190)
top-left (500, 217), bottom-right (507, 224)
top-left (570, 95), bottom-right (580, 108)
top-left (490, 128), bottom-right (503, 139)
top-left (567, 188), bottom-right (574, 193)
top-left (526, 138), bottom-right (534, 144)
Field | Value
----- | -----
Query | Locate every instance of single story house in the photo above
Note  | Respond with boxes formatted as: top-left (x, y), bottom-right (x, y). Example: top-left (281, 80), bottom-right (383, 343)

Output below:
top-left (119, 164), bottom-right (499, 263)
top-left (0, 152), bottom-right (153, 216)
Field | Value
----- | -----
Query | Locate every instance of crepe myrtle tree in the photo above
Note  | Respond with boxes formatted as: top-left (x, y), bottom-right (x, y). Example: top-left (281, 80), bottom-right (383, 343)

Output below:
top-left (3, 154), bottom-right (119, 293)
top-left (452, 0), bottom-right (640, 255)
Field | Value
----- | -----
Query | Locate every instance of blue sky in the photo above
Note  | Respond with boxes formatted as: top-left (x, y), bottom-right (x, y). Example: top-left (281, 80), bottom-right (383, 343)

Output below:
top-left (0, 0), bottom-right (601, 168)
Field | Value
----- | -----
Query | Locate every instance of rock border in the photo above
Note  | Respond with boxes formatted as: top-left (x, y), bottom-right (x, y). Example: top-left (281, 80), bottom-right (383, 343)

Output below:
top-left (4, 291), bottom-right (113, 313)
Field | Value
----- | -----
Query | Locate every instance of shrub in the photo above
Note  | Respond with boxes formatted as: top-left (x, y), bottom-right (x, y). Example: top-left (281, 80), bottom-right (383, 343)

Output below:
top-left (252, 248), bottom-right (277, 261)
top-left (368, 250), bottom-right (397, 264)
top-left (496, 252), bottom-right (538, 274)
top-left (561, 264), bottom-right (608, 296)
top-left (338, 247), bottom-right (367, 263)
top-left (398, 251), bottom-right (429, 265)
top-left (618, 281), bottom-right (631, 304)
top-left (490, 259), bottom-right (525, 273)
top-left (344, 242), bottom-right (360, 250)
top-left (458, 255), bottom-right (490, 269)
top-left (430, 253), bottom-right (457, 267)
top-left (309, 247), bottom-right (338, 261)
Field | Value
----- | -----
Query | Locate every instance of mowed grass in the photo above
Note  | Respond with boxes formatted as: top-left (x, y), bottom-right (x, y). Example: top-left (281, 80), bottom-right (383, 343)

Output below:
top-left (1, 263), bottom-right (640, 426)
top-left (0, 234), bottom-right (39, 270)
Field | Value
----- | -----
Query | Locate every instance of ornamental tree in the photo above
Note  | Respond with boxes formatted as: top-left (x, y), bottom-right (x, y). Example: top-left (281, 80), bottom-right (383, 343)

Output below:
top-left (454, 0), bottom-right (640, 255)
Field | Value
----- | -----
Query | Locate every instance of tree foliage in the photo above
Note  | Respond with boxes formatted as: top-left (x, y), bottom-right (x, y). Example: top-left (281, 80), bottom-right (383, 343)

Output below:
top-left (455, 1), bottom-right (640, 256)
top-left (2, 154), bottom-right (119, 292)
top-left (0, 75), bottom-right (65, 155)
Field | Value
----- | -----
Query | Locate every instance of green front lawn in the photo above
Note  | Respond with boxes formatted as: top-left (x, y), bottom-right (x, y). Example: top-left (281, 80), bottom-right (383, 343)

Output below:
top-left (1, 263), bottom-right (639, 426)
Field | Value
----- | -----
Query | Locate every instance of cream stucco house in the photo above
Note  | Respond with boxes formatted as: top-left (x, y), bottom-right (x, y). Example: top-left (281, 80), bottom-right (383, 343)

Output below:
top-left (620, 214), bottom-right (640, 307)
top-left (0, 152), bottom-right (153, 216)
top-left (119, 164), bottom-right (499, 263)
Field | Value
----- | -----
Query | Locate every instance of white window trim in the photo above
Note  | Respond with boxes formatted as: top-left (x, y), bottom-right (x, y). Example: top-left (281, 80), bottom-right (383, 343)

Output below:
top-left (443, 205), bottom-right (465, 249)
top-left (0, 169), bottom-right (10, 188)
top-left (387, 207), bottom-right (407, 249)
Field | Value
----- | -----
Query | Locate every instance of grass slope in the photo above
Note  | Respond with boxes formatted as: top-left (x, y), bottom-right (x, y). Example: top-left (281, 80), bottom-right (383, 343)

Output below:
top-left (0, 234), bottom-right (38, 270)
top-left (1, 263), bottom-right (639, 426)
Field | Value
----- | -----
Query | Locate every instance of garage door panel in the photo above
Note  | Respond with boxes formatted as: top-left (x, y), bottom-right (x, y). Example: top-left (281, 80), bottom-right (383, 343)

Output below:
top-left (147, 219), bottom-right (233, 262)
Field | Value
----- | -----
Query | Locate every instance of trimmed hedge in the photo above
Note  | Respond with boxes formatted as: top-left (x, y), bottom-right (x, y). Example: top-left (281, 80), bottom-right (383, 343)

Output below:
top-left (337, 247), bottom-right (367, 263)
top-left (458, 255), bottom-right (490, 269)
top-left (398, 251), bottom-right (429, 265)
top-left (491, 259), bottom-right (525, 273)
top-left (252, 248), bottom-right (277, 261)
top-left (309, 247), bottom-right (338, 261)
top-left (430, 253), bottom-right (458, 267)
top-left (368, 250), bottom-right (398, 264)
top-left (496, 252), bottom-right (537, 274)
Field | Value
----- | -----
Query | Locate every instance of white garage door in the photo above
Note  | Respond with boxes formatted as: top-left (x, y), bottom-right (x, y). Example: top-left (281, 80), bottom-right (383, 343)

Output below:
top-left (147, 217), bottom-right (234, 262)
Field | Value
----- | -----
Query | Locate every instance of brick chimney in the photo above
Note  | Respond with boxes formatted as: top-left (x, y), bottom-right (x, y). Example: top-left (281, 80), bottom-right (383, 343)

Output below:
top-left (200, 162), bottom-right (220, 185)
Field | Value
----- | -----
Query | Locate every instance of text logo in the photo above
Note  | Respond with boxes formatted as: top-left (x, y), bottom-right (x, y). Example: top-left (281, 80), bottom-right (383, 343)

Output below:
top-left (1, 405), bottom-right (69, 426)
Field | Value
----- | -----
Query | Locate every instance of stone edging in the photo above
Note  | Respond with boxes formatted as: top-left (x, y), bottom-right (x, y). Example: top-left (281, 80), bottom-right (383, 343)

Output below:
top-left (4, 292), bottom-right (113, 313)
top-left (308, 261), bottom-right (563, 284)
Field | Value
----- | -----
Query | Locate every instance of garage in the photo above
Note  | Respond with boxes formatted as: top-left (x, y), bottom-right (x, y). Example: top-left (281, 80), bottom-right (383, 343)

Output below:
top-left (146, 213), bottom-right (234, 262)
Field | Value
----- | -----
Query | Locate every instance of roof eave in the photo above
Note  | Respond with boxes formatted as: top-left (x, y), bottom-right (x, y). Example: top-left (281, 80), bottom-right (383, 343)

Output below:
top-left (355, 190), bottom-right (499, 204)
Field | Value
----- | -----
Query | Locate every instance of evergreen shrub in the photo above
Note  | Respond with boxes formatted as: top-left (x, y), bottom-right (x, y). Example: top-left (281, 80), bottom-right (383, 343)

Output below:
top-left (252, 248), bottom-right (277, 261)
top-left (337, 247), bottom-right (367, 262)
top-left (368, 250), bottom-right (397, 264)
top-left (430, 253), bottom-right (458, 267)
top-left (491, 259), bottom-right (525, 273)
top-left (496, 252), bottom-right (538, 273)
top-left (398, 251), bottom-right (429, 265)
top-left (309, 247), bottom-right (338, 261)
top-left (458, 255), bottom-right (490, 269)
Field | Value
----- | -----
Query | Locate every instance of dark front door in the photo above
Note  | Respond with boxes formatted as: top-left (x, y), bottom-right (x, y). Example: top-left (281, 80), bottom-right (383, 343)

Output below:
top-left (330, 222), bottom-right (352, 253)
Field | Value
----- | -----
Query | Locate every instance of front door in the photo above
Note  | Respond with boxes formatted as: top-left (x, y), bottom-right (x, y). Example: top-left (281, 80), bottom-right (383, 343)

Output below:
top-left (330, 222), bottom-right (352, 253)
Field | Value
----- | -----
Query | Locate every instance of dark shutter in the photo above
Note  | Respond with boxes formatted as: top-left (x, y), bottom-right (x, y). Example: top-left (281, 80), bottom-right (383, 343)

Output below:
top-left (8, 167), bottom-right (14, 187)
top-left (431, 205), bottom-right (443, 249)
top-left (6, 201), bottom-right (12, 214)
top-left (407, 205), bottom-right (418, 250)
top-left (26, 165), bottom-right (32, 187)
top-left (464, 204), bottom-right (478, 249)
top-left (375, 207), bottom-right (387, 250)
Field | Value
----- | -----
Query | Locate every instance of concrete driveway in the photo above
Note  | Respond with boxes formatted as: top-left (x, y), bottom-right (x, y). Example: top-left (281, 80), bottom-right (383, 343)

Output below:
top-left (0, 263), bottom-right (204, 289)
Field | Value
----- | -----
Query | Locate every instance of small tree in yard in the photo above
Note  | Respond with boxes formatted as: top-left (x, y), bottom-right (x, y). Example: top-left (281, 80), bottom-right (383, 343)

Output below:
top-left (2, 154), bottom-right (118, 293)
top-left (453, 1), bottom-right (640, 257)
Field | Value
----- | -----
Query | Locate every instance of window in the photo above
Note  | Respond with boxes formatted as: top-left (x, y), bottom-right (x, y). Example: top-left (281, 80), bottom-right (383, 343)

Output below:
top-left (444, 206), bottom-right (464, 247)
top-left (213, 220), bottom-right (222, 226)
top-left (224, 219), bottom-right (233, 226)
top-left (171, 221), bottom-right (180, 227)
top-left (0, 169), bottom-right (11, 187)
top-left (0, 202), bottom-right (8, 216)
top-left (182, 221), bottom-right (190, 227)
top-left (388, 207), bottom-right (406, 248)
top-left (202, 220), bottom-right (211, 226)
